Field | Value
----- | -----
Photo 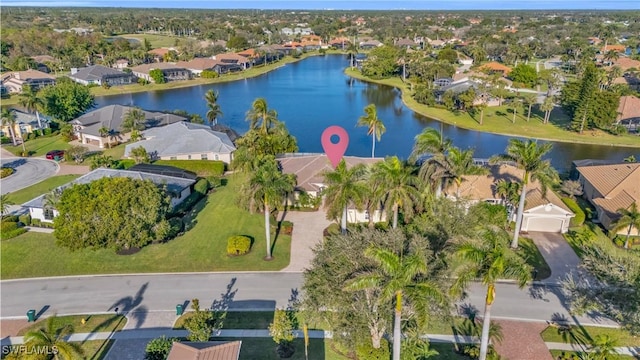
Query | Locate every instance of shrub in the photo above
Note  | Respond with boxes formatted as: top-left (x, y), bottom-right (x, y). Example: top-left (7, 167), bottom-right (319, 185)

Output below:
top-left (1, 136), bottom-right (11, 144)
top-left (31, 218), bottom-right (42, 227)
top-left (43, 128), bottom-right (52, 136)
top-left (201, 70), bottom-right (219, 78)
top-left (280, 220), bottom-right (293, 235)
top-left (227, 235), bottom-right (251, 255)
top-left (115, 159), bottom-right (136, 169)
top-left (374, 222), bottom-right (389, 231)
top-left (1, 167), bottom-right (14, 178)
top-left (27, 132), bottom-right (36, 140)
top-left (145, 336), bottom-right (179, 360)
top-left (1, 227), bottom-right (27, 239)
top-left (2, 215), bottom-right (19, 223)
top-left (168, 217), bottom-right (184, 236)
top-left (1, 221), bottom-right (19, 232)
top-left (355, 338), bottom-right (390, 360)
top-left (562, 197), bottom-right (585, 227)
top-left (207, 176), bottom-right (222, 188)
top-left (194, 178), bottom-right (210, 196)
top-left (18, 214), bottom-right (31, 226)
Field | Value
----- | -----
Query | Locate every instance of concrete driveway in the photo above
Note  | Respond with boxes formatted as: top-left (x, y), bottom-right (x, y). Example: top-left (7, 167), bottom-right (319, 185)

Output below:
top-left (281, 210), bottom-right (331, 272)
top-left (526, 232), bottom-right (585, 284)
top-left (1, 157), bottom-right (58, 196)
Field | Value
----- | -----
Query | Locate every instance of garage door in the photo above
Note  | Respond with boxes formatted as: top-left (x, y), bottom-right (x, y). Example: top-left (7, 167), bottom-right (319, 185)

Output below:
top-left (525, 217), bottom-right (564, 233)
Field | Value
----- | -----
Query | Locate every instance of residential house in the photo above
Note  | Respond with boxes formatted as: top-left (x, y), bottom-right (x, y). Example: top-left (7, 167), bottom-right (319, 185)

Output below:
top-left (616, 95), bottom-right (640, 132)
top-left (148, 47), bottom-right (178, 62)
top-left (446, 164), bottom-right (575, 233)
top-left (479, 61), bottom-right (512, 76)
top-left (112, 59), bottom-right (129, 70)
top-left (395, 38), bottom-right (417, 49)
top-left (124, 121), bottom-right (236, 163)
top-left (601, 44), bottom-right (626, 53)
top-left (69, 65), bottom-right (136, 86)
top-left (0, 70), bottom-right (56, 93)
top-left (608, 57), bottom-right (640, 72)
top-left (278, 154), bottom-right (386, 223)
top-left (359, 40), bottom-right (382, 50)
top-left (167, 341), bottom-right (242, 360)
top-left (24, 167), bottom-right (197, 223)
top-left (31, 55), bottom-right (57, 73)
top-left (175, 58), bottom-right (219, 77)
top-left (612, 74), bottom-right (640, 92)
top-left (0, 110), bottom-right (50, 138)
top-left (212, 53), bottom-right (250, 70)
top-left (329, 37), bottom-right (351, 49)
top-left (428, 39), bottom-right (446, 48)
top-left (131, 63), bottom-right (191, 83)
top-left (70, 104), bottom-right (187, 148)
top-left (576, 162), bottom-right (640, 235)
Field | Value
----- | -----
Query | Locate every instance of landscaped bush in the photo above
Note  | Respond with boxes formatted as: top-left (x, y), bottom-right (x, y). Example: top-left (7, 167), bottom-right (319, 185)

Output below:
top-left (43, 128), bottom-right (52, 136)
top-left (2, 215), bottom-right (19, 223)
top-left (18, 214), bottom-right (31, 226)
top-left (1, 221), bottom-right (26, 239)
top-left (1, 136), bottom-right (11, 144)
top-left (145, 336), bottom-right (179, 360)
top-left (114, 159), bottom-right (136, 169)
top-left (1, 221), bottom-right (19, 232)
top-left (206, 176), bottom-right (222, 188)
top-left (30, 218), bottom-right (42, 227)
top-left (194, 178), bottom-right (210, 195)
top-left (562, 197), bottom-right (585, 227)
top-left (355, 338), bottom-right (390, 360)
top-left (280, 220), bottom-right (293, 235)
top-left (226, 235), bottom-right (252, 256)
top-left (201, 70), bottom-right (218, 78)
top-left (323, 223), bottom-right (340, 237)
top-left (1, 167), bottom-right (14, 178)
top-left (154, 160), bottom-right (225, 177)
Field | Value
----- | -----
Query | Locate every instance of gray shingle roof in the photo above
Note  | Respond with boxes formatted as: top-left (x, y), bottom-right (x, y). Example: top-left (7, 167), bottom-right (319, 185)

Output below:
top-left (70, 65), bottom-right (132, 82)
top-left (124, 121), bottom-right (236, 158)
top-left (71, 105), bottom-right (187, 137)
top-left (23, 168), bottom-right (196, 208)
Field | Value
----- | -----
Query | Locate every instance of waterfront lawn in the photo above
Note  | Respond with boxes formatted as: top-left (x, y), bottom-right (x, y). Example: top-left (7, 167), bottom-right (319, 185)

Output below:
top-left (345, 69), bottom-right (640, 148)
top-left (18, 314), bottom-right (126, 336)
top-left (541, 324), bottom-right (640, 346)
top-left (5, 135), bottom-right (71, 157)
top-left (0, 175), bottom-right (291, 278)
top-left (5, 174), bottom-right (79, 205)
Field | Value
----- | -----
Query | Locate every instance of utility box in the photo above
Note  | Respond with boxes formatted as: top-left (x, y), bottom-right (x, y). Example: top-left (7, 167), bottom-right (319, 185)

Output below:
top-left (27, 309), bottom-right (36, 322)
top-left (176, 304), bottom-right (184, 316)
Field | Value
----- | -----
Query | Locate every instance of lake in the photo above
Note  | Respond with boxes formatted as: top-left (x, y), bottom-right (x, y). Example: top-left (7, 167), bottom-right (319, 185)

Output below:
top-left (95, 55), bottom-right (639, 172)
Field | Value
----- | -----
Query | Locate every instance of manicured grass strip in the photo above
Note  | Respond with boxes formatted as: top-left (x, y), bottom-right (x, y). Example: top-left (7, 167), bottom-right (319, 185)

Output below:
top-left (518, 238), bottom-right (552, 280)
top-left (154, 160), bottom-right (225, 177)
top-left (5, 135), bottom-right (72, 157)
top-left (80, 339), bottom-right (114, 360)
top-left (5, 174), bottom-right (80, 204)
top-left (18, 314), bottom-right (126, 336)
top-left (541, 325), bottom-right (640, 346)
top-left (175, 311), bottom-right (275, 330)
top-left (345, 68), bottom-right (640, 148)
top-left (215, 337), bottom-right (349, 360)
top-left (1, 175), bottom-right (291, 279)
top-left (549, 350), bottom-right (635, 359)
top-left (430, 343), bottom-right (471, 359)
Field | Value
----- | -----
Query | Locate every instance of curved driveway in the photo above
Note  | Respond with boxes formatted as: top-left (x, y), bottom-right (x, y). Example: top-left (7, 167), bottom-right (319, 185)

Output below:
top-left (0, 157), bottom-right (58, 196)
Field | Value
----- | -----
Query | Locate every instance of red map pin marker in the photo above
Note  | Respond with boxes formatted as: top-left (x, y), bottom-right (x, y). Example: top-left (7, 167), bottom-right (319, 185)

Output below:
top-left (321, 125), bottom-right (349, 168)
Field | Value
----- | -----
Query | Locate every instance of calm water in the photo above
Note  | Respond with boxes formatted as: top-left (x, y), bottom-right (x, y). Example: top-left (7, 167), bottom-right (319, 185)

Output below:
top-left (95, 55), bottom-right (639, 172)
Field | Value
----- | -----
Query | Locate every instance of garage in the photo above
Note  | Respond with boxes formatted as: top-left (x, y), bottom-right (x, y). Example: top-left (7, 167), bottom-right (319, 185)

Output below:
top-left (523, 216), bottom-right (565, 233)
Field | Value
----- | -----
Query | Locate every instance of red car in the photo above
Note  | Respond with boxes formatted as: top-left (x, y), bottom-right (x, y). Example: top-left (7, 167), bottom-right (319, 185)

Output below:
top-left (46, 150), bottom-right (65, 160)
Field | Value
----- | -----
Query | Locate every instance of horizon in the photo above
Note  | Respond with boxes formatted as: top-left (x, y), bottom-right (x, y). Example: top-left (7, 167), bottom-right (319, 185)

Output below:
top-left (2, 0), bottom-right (640, 10)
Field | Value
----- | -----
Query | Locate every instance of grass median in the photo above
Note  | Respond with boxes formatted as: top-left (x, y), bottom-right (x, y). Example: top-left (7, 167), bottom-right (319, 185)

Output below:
top-left (0, 174), bottom-right (291, 278)
top-left (5, 174), bottom-right (79, 205)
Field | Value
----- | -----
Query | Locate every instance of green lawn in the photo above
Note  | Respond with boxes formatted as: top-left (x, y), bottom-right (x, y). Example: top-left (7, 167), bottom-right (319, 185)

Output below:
top-left (175, 311), bottom-right (276, 330)
top-left (80, 339), bottom-right (114, 360)
top-left (541, 325), bottom-right (640, 347)
top-left (518, 237), bottom-right (552, 280)
top-left (345, 69), bottom-right (640, 148)
top-left (5, 174), bottom-right (79, 205)
top-left (18, 314), bottom-right (126, 336)
top-left (549, 350), bottom-right (635, 359)
top-left (1, 175), bottom-right (291, 278)
top-left (117, 33), bottom-right (179, 48)
top-left (4, 135), bottom-right (71, 157)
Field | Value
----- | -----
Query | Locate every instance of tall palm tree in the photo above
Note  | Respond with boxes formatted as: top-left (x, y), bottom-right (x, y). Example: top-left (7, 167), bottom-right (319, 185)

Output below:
top-left (521, 93), bottom-right (537, 122)
top-left (246, 97), bottom-right (279, 134)
top-left (410, 127), bottom-right (451, 162)
top-left (322, 160), bottom-right (369, 234)
top-left (121, 108), bottom-right (146, 133)
top-left (371, 157), bottom-right (420, 229)
top-left (243, 156), bottom-right (296, 259)
top-left (1, 108), bottom-right (18, 146)
top-left (23, 315), bottom-right (84, 360)
top-left (0, 194), bottom-right (14, 217)
top-left (611, 203), bottom-right (640, 250)
top-left (423, 147), bottom-right (487, 199)
top-left (452, 229), bottom-right (531, 360)
top-left (345, 247), bottom-right (446, 360)
top-left (357, 104), bottom-right (386, 158)
top-left (490, 139), bottom-right (558, 248)
top-left (18, 86), bottom-right (45, 130)
top-left (204, 89), bottom-right (223, 125)
top-left (98, 126), bottom-right (111, 149)
top-left (540, 96), bottom-right (555, 124)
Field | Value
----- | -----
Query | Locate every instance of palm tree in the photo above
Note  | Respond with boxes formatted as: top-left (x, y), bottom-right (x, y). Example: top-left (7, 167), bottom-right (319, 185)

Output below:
top-left (423, 147), bottom-right (487, 199)
top-left (490, 139), bottom-right (558, 248)
top-left (357, 104), bottom-right (386, 158)
top-left (0, 194), bottom-right (14, 217)
top-left (540, 96), bottom-right (555, 124)
top-left (521, 93), bottom-right (537, 122)
top-left (23, 315), bottom-right (84, 360)
top-left (590, 334), bottom-right (619, 360)
top-left (121, 107), bottom-right (146, 133)
top-left (344, 247), bottom-right (446, 360)
top-left (475, 102), bottom-right (488, 125)
top-left (611, 203), bottom-right (640, 250)
top-left (98, 126), bottom-right (111, 149)
top-left (410, 127), bottom-right (451, 163)
top-left (1, 108), bottom-right (18, 146)
top-left (246, 97), bottom-right (279, 134)
top-left (18, 86), bottom-right (45, 130)
top-left (204, 89), bottom-right (223, 125)
top-left (243, 156), bottom-right (296, 259)
top-left (452, 229), bottom-right (531, 360)
top-left (371, 156), bottom-right (420, 229)
top-left (322, 160), bottom-right (369, 234)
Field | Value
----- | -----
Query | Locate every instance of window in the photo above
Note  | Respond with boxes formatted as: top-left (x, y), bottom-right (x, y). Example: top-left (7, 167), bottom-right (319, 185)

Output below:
top-left (187, 155), bottom-right (192, 160)
top-left (170, 156), bottom-right (177, 160)
top-left (201, 154), bottom-right (208, 160)
top-left (43, 208), bottom-right (55, 220)
top-left (214, 154), bottom-right (219, 160)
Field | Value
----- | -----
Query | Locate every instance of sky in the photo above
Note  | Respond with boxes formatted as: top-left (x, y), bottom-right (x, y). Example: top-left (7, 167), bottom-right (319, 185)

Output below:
top-left (2, 0), bottom-right (639, 10)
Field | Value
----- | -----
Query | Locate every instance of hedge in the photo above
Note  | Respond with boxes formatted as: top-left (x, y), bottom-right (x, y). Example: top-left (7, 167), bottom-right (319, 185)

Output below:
top-left (193, 178), bottom-right (210, 196)
top-left (562, 197), bottom-right (585, 227)
top-left (1, 227), bottom-right (27, 239)
top-left (226, 235), bottom-right (252, 256)
top-left (154, 160), bottom-right (225, 177)
top-left (1, 167), bottom-right (14, 178)
top-left (356, 338), bottom-right (390, 360)
top-left (18, 214), bottom-right (31, 226)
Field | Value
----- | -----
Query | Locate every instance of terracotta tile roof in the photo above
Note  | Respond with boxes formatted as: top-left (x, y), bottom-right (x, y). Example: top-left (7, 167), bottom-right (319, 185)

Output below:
top-left (236, 48), bottom-right (257, 58)
top-left (167, 341), bottom-right (242, 360)
top-left (611, 57), bottom-right (640, 71)
top-left (175, 58), bottom-right (219, 70)
top-left (524, 187), bottom-right (572, 213)
top-left (278, 154), bottom-right (381, 192)
top-left (577, 162), bottom-right (640, 197)
top-left (479, 61), bottom-right (512, 74)
top-left (148, 48), bottom-right (171, 56)
top-left (214, 53), bottom-right (249, 64)
top-left (602, 44), bottom-right (626, 53)
top-left (617, 96), bottom-right (640, 120)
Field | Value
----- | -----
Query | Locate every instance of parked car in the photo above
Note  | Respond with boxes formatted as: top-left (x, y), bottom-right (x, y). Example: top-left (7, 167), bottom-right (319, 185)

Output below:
top-left (46, 150), bottom-right (65, 161)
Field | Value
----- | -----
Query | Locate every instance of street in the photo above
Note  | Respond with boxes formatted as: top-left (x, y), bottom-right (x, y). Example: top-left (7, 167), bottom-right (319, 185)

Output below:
top-left (0, 157), bottom-right (58, 196)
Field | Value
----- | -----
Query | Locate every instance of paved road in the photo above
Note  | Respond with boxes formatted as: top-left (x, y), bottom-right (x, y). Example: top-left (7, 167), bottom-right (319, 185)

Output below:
top-left (0, 157), bottom-right (58, 196)
top-left (0, 273), bottom-right (617, 327)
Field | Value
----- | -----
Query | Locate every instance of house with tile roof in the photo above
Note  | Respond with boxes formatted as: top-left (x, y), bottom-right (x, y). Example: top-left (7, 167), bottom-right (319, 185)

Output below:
top-left (69, 65), bottom-right (136, 86)
top-left (131, 62), bottom-right (191, 83)
top-left (70, 105), bottom-right (187, 148)
top-left (577, 162), bottom-right (640, 235)
top-left (278, 154), bottom-right (386, 223)
top-left (616, 95), bottom-right (640, 132)
top-left (601, 44), bottom-right (626, 53)
top-left (167, 341), bottom-right (242, 360)
top-left (24, 167), bottom-right (196, 223)
top-left (124, 121), bottom-right (236, 164)
top-left (0, 69), bottom-right (56, 93)
top-left (479, 61), bottom-right (512, 76)
top-left (446, 164), bottom-right (574, 233)
top-left (0, 109), bottom-right (50, 139)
